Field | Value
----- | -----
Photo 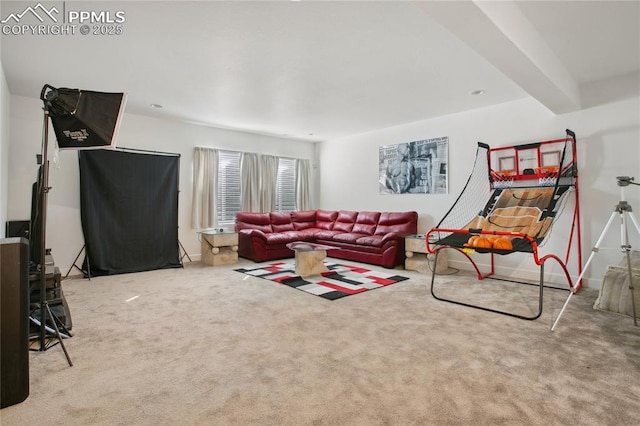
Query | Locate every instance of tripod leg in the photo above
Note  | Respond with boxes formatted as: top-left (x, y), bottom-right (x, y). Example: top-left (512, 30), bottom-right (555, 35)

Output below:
top-left (44, 302), bottom-right (73, 367)
top-left (627, 212), bottom-right (640, 326)
top-left (621, 212), bottom-right (638, 326)
top-left (622, 248), bottom-right (638, 326)
top-left (551, 292), bottom-right (573, 332)
top-left (179, 239), bottom-right (192, 263)
top-left (64, 246), bottom-right (85, 278)
top-left (551, 210), bottom-right (619, 331)
top-left (626, 211), bottom-right (640, 236)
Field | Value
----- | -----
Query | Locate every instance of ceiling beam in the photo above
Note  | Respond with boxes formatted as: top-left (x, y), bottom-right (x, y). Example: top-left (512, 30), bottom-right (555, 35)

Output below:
top-left (421, 0), bottom-right (581, 114)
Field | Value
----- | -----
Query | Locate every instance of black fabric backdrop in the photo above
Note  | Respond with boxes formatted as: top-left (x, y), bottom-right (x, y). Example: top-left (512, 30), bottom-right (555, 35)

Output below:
top-left (78, 149), bottom-right (182, 276)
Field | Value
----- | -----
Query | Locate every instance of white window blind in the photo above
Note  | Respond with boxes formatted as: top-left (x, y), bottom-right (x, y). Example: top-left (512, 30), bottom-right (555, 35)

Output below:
top-left (276, 157), bottom-right (297, 213)
top-left (217, 150), bottom-right (241, 224)
top-left (215, 152), bottom-right (298, 222)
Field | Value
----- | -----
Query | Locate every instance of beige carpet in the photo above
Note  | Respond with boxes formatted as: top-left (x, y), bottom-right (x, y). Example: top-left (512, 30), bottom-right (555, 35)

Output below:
top-left (2, 259), bottom-right (639, 425)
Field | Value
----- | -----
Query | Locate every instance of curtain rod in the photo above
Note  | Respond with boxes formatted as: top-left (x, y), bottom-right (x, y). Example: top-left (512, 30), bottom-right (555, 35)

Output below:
top-left (194, 146), bottom-right (304, 161)
top-left (116, 147), bottom-right (180, 157)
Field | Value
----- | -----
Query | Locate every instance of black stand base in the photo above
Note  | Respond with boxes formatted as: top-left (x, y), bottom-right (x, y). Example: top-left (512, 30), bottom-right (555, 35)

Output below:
top-left (65, 245), bottom-right (89, 279)
top-left (179, 240), bottom-right (192, 264)
top-left (29, 301), bottom-right (73, 366)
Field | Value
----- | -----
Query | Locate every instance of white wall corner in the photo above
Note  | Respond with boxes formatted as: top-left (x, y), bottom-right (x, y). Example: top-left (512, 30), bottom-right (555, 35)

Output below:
top-left (424, 0), bottom-right (581, 115)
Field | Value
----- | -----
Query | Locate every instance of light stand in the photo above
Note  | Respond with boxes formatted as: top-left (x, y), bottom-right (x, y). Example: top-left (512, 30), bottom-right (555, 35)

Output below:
top-left (32, 93), bottom-right (73, 366)
top-left (29, 83), bottom-right (126, 365)
top-left (552, 176), bottom-right (639, 331)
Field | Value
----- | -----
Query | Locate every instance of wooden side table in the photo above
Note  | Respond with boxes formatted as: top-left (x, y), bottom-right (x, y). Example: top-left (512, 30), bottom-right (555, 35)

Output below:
top-left (405, 234), bottom-right (448, 274)
top-left (199, 230), bottom-right (239, 266)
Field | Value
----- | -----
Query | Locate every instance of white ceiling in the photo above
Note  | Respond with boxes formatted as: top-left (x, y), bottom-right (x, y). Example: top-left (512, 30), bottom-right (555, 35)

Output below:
top-left (1, 1), bottom-right (639, 142)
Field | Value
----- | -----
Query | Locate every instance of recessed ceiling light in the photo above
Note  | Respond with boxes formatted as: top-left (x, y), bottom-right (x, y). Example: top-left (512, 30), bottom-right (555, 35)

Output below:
top-left (150, 103), bottom-right (163, 109)
top-left (470, 90), bottom-right (485, 96)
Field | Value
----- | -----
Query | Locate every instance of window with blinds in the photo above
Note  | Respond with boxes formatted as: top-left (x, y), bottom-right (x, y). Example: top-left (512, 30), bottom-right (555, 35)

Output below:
top-left (217, 150), bottom-right (241, 224)
top-left (216, 152), bottom-right (298, 224)
top-left (276, 158), bottom-right (297, 213)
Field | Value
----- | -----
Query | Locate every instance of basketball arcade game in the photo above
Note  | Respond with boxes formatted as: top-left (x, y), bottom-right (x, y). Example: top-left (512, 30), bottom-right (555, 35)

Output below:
top-left (426, 130), bottom-right (582, 322)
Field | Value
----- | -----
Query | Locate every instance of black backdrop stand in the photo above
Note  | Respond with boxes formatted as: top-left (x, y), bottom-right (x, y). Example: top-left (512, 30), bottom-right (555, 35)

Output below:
top-left (68, 241), bottom-right (187, 277)
top-left (32, 98), bottom-right (73, 366)
top-left (179, 240), bottom-right (192, 263)
top-left (64, 245), bottom-right (91, 279)
top-left (76, 242), bottom-right (189, 277)
top-left (78, 147), bottom-right (183, 276)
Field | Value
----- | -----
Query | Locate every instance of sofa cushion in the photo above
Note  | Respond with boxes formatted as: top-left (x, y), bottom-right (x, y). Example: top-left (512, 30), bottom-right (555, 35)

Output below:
top-left (236, 212), bottom-right (273, 233)
top-left (355, 235), bottom-right (385, 248)
top-left (333, 210), bottom-right (358, 232)
top-left (323, 239), bottom-right (386, 254)
top-left (375, 211), bottom-right (418, 235)
top-left (314, 229), bottom-right (341, 240)
top-left (264, 231), bottom-right (301, 244)
top-left (316, 210), bottom-right (338, 230)
top-left (332, 233), bottom-right (365, 244)
top-left (352, 211), bottom-right (380, 235)
top-left (270, 212), bottom-right (294, 232)
top-left (291, 210), bottom-right (317, 230)
top-left (291, 228), bottom-right (321, 240)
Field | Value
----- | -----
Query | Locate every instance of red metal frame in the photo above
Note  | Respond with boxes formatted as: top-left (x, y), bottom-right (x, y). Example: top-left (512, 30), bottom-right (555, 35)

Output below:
top-left (489, 137), bottom-right (573, 182)
top-left (426, 228), bottom-right (576, 291)
top-left (425, 130), bottom-right (583, 320)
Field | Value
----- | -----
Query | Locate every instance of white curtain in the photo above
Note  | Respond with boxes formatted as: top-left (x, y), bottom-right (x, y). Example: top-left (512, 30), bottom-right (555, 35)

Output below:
top-left (191, 147), bottom-right (218, 229)
top-left (260, 155), bottom-right (278, 212)
top-left (296, 159), bottom-right (311, 210)
top-left (240, 152), bottom-right (261, 212)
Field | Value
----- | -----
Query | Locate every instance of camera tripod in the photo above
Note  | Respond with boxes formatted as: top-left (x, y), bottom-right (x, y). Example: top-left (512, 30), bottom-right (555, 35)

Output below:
top-left (552, 176), bottom-right (639, 331)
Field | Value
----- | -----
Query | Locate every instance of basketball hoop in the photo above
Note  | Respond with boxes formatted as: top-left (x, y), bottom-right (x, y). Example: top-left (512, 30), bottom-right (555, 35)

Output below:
top-left (539, 173), bottom-right (558, 186)
top-left (492, 170), bottom-right (515, 188)
top-left (537, 167), bottom-right (559, 186)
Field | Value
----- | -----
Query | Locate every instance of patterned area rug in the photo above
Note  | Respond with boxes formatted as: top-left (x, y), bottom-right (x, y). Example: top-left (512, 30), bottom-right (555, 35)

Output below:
top-left (235, 260), bottom-right (409, 300)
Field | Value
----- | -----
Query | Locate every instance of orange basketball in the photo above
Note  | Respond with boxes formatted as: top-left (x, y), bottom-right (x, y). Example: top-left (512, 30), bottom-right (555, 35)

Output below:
top-left (492, 238), bottom-right (513, 250)
top-left (465, 235), bottom-right (480, 247)
top-left (472, 237), bottom-right (492, 249)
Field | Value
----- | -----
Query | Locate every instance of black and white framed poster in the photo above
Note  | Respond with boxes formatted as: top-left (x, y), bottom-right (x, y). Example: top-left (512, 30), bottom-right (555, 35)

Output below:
top-left (379, 136), bottom-right (448, 194)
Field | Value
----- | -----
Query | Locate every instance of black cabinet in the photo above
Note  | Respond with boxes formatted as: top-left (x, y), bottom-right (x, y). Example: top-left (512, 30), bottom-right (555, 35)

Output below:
top-left (1, 238), bottom-right (30, 408)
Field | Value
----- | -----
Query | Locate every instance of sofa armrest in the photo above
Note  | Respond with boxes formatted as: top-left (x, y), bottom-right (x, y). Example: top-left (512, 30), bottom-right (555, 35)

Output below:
top-left (380, 232), bottom-right (400, 243)
top-left (238, 229), bottom-right (267, 240)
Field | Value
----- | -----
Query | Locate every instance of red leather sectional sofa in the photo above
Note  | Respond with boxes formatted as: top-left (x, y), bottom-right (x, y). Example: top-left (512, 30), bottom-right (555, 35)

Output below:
top-left (235, 210), bottom-right (418, 268)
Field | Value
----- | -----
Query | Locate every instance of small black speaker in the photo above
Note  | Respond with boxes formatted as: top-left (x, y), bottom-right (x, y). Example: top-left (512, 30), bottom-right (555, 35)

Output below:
top-left (5, 220), bottom-right (30, 239)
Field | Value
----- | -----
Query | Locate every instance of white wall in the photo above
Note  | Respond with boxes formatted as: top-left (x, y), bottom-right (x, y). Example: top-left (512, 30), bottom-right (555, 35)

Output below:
top-left (7, 90), bottom-right (640, 288)
top-left (0, 63), bottom-right (8, 237)
top-left (7, 94), bottom-right (316, 273)
top-left (318, 96), bottom-right (640, 288)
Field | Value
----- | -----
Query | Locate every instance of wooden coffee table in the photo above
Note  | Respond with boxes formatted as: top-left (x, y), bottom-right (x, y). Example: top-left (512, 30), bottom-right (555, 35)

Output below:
top-left (286, 242), bottom-right (338, 276)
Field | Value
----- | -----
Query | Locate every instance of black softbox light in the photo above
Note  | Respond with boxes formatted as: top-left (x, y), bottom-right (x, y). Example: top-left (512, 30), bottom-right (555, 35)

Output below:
top-left (42, 84), bottom-right (127, 149)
